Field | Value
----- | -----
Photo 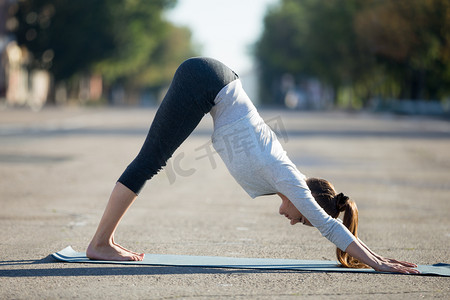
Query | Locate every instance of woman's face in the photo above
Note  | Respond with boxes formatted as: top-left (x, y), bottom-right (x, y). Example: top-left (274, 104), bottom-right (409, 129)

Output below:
top-left (278, 193), bottom-right (313, 226)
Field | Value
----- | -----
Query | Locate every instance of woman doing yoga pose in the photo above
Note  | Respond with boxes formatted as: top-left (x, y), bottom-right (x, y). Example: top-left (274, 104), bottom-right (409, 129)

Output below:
top-left (86, 57), bottom-right (419, 274)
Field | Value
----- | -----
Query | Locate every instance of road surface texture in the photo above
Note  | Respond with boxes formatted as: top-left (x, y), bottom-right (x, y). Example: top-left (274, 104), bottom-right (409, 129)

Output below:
top-left (1, 107), bottom-right (449, 299)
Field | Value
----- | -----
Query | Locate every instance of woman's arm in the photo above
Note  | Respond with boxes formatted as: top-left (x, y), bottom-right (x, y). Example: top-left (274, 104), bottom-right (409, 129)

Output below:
top-left (345, 240), bottom-right (419, 274)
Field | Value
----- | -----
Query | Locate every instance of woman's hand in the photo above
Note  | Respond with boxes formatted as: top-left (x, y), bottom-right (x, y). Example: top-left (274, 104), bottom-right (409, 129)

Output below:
top-left (345, 240), bottom-right (420, 274)
top-left (377, 257), bottom-right (417, 268)
top-left (356, 238), bottom-right (418, 270)
top-left (372, 258), bottom-right (420, 274)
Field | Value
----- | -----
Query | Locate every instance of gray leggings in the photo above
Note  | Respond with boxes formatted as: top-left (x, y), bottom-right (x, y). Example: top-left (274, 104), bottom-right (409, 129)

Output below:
top-left (118, 57), bottom-right (239, 194)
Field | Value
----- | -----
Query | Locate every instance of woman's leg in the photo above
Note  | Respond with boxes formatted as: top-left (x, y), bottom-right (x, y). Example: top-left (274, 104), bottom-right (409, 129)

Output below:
top-left (87, 57), bottom-right (238, 260)
top-left (87, 182), bottom-right (141, 260)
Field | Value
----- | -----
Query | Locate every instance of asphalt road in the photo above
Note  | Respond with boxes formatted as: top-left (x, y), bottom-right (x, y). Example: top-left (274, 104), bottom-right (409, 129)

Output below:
top-left (1, 107), bottom-right (449, 299)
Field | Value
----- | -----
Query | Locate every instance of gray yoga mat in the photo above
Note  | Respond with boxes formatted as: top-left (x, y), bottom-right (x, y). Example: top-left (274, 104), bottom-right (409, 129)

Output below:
top-left (53, 246), bottom-right (449, 276)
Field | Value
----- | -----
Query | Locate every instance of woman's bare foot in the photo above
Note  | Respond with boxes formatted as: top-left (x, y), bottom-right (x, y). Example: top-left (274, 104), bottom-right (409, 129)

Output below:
top-left (86, 241), bottom-right (144, 261)
top-left (111, 237), bottom-right (143, 256)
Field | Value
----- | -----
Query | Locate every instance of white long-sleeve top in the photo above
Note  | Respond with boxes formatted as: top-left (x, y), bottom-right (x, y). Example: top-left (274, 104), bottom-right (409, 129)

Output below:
top-left (210, 79), bottom-right (355, 251)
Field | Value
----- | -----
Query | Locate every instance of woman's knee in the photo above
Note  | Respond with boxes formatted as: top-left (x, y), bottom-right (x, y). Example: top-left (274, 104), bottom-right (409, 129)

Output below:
top-left (175, 57), bottom-right (208, 80)
top-left (175, 57), bottom-right (237, 87)
top-left (177, 57), bottom-right (206, 72)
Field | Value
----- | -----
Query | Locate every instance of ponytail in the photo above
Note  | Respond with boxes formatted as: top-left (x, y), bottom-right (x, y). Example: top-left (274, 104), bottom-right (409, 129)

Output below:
top-left (306, 178), bottom-right (369, 269)
top-left (335, 193), bottom-right (368, 268)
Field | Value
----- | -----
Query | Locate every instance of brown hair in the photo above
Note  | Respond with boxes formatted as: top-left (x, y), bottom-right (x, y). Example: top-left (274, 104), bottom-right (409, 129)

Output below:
top-left (306, 177), bottom-right (368, 268)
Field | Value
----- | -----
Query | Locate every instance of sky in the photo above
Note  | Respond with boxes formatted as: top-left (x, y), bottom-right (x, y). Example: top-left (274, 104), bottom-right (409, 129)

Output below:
top-left (165, 0), bottom-right (279, 75)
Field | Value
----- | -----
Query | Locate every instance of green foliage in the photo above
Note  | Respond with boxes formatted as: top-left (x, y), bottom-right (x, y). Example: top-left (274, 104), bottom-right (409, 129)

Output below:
top-left (13, 0), bottom-right (195, 90)
top-left (15, 0), bottom-right (118, 80)
top-left (255, 0), bottom-right (450, 105)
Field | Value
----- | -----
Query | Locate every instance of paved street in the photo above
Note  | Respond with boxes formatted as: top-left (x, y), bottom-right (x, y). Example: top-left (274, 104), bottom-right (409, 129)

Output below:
top-left (0, 107), bottom-right (449, 299)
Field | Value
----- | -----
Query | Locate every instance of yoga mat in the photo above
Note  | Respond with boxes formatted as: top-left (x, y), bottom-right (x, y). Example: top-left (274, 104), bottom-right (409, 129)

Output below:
top-left (53, 246), bottom-right (449, 276)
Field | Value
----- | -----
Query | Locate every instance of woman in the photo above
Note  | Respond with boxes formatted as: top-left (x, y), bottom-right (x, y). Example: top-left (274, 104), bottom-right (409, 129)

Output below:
top-left (87, 57), bottom-right (419, 274)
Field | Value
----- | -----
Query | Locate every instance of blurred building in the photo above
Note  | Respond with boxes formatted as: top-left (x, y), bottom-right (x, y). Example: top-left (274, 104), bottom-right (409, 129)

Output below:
top-left (0, 0), bottom-right (11, 104)
top-left (0, 0), bottom-right (50, 110)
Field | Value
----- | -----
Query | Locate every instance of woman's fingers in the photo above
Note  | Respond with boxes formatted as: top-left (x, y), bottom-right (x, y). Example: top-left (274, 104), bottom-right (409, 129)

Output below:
top-left (379, 255), bottom-right (418, 268)
top-left (376, 262), bottom-right (420, 274)
top-left (396, 261), bottom-right (417, 268)
top-left (394, 265), bottom-right (421, 274)
top-left (387, 258), bottom-right (418, 268)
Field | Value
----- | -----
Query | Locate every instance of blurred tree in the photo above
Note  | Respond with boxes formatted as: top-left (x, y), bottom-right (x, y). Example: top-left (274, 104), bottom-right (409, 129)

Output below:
top-left (355, 0), bottom-right (450, 100)
top-left (15, 0), bottom-right (119, 80)
top-left (255, 0), bottom-right (450, 106)
top-left (94, 0), bottom-right (196, 89)
top-left (255, 0), bottom-right (367, 105)
top-left (13, 0), bottom-right (196, 101)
